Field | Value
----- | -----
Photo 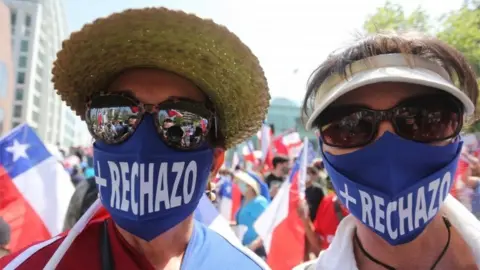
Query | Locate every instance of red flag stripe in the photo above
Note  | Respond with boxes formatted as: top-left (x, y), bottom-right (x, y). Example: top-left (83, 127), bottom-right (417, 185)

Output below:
top-left (0, 166), bottom-right (51, 252)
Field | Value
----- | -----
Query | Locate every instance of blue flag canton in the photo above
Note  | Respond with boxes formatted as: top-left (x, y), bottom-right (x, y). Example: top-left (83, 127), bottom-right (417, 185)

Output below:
top-left (289, 142), bottom-right (316, 181)
top-left (0, 124), bottom-right (52, 178)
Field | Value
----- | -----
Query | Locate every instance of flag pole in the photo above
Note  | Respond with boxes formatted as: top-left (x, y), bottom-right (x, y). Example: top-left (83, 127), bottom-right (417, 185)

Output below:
top-left (299, 137), bottom-right (309, 199)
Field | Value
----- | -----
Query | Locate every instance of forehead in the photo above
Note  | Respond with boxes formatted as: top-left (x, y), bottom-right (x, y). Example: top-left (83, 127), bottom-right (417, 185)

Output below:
top-left (107, 68), bottom-right (206, 103)
top-left (331, 82), bottom-right (440, 110)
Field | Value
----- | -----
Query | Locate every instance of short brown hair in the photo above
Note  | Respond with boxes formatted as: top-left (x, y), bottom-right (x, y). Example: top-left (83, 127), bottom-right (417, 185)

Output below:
top-left (302, 32), bottom-right (479, 122)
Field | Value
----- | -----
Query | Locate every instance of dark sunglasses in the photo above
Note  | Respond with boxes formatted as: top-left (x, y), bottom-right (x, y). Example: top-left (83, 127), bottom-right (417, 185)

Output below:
top-left (314, 93), bottom-right (464, 148)
top-left (85, 92), bottom-right (216, 150)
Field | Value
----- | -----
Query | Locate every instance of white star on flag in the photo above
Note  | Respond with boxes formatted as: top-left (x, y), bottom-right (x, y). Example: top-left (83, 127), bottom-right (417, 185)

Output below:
top-left (225, 186), bottom-right (232, 194)
top-left (6, 139), bottom-right (30, 161)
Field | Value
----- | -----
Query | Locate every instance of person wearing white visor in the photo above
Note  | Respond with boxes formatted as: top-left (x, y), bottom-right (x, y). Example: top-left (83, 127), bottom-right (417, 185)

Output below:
top-left (298, 32), bottom-right (480, 270)
top-left (234, 171), bottom-right (269, 259)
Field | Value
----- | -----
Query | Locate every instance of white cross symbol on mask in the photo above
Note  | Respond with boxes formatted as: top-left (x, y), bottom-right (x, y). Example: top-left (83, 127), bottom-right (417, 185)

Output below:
top-left (95, 161), bottom-right (107, 199)
top-left (339, 183), bottom-right (357, 209)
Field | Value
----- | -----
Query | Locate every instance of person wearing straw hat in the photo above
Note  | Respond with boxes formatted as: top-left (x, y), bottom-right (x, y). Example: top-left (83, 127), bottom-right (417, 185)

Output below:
top-left (297, 31), bottom-right (480, 270)
top-left (0, 7), bottom-right (270, 270)
top-left (234, 171), bottom-right (269, 259)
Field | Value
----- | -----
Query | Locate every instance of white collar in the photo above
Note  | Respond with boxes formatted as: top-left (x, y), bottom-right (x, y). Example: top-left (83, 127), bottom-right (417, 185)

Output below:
top-left (315, 195), bottom-right (480, 270)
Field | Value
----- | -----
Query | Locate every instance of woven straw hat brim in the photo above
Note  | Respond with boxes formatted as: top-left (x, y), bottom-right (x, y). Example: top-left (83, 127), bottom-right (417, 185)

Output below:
top-left (52, 8), bottom-right (270, 149)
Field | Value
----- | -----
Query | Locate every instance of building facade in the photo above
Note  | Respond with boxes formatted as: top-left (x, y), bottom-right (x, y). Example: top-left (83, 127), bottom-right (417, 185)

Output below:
top-left (0, 2), bottom-right (15, 136)
top-left (266, 97), bottom-right (318, 148)
top-left (5, 0), bottom-right (88, 148)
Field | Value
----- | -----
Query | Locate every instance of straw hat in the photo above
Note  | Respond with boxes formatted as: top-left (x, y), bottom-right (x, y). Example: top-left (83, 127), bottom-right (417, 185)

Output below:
top-left (234, 171), bottom-right (260, 195)
top-left (52, 8), bottom-right (270, 149)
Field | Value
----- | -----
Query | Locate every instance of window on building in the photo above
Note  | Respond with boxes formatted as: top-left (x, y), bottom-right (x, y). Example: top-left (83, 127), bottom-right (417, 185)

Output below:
top-left (18, 56), bottom-right (28, 68)
top-left (10, 11), bottom-right (16, 25)
top-left (0, 62), bottom-right (7, 98)
top-left (32, 111), bottom-right (40, 123)
top-left (12, 121), bottom-right (20, 129)
top-left (34, 80), bottom-right (41, 91)
top-left (20, 40), bottom-right (28, 52)
top-left (25, 14), bottom-right (32, 27)
top-left (36, 65), bottom-right (43, 77)
top-left (17, 72), bottom-right (25, 84)
top-left (39, 36), bottom-right (46, 48)
top-left (37, 51), bottom-right (46, 64)
top-left (33, 95), bottom-right (40, 107)
top-left (13, 105), bottom-right (22, 118)
top-left (15, 88), bottom-right (23, 101)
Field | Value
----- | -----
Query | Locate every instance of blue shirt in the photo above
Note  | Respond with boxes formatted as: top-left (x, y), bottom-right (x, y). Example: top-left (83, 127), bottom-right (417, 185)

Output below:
top-left (236, 196), bottom-right (269, 246)
top-left (182, 221), bottom-right (267, 269)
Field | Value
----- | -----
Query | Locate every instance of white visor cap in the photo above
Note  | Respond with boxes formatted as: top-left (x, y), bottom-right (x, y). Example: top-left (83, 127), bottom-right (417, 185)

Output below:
top-left (305, 53), bottom-right (475, 130)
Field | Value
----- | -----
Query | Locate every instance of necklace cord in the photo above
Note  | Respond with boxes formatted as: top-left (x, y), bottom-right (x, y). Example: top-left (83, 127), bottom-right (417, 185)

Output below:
top-left (354, 217), bottom-right (451, 270)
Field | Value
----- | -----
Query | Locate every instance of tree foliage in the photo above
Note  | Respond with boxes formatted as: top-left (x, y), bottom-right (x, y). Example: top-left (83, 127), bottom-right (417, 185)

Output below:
top-left (363, 1), bottom-right (430, 33)
top-left (363, 0), bottom-right (480, 73)
top-left (437, 4), bottom-right (480, 74)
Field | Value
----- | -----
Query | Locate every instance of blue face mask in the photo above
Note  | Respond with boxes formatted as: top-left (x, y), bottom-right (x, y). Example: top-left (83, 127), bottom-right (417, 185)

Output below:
top-left (321, 132), bottom-right (462, 245)
top-left (93, 115), bottom-right (214, 241)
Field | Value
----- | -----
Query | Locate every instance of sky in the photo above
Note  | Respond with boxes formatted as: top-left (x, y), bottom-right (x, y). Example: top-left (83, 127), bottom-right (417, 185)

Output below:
top-left (65, 0), bottom-right (464, 105)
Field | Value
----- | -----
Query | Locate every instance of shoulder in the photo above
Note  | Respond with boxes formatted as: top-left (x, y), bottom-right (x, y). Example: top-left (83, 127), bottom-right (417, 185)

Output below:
top-left (0, 235), bottom-right (64, 270)
top-left (190, 223), bottom-right (270, 269)
top-left (0, 221), bottom-right (103, 270)
top-left (253, 196), bottom-right (269, 207)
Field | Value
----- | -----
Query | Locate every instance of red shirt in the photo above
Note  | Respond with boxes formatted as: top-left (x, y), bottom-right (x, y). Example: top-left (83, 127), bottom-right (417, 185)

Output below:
top-left (0, 218), bottom-right (155, 270)
top-left (313, 194), bottom-right (349, 250)
top-left (452, 158), bottom-right (470, 199)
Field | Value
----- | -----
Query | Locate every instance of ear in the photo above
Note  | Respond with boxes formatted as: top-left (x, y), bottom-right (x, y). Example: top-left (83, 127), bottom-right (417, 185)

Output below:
top-left (211, 147), bottom-right (225, 175)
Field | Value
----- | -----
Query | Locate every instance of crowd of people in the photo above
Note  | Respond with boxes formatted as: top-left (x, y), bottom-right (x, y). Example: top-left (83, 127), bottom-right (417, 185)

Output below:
top-left (0, 5), bottom-right (479, 270)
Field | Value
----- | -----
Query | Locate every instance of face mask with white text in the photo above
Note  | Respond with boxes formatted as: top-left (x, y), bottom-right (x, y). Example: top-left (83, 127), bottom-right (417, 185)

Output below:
top-left (93, 115), bottom-right (214, 241)
top-left (322, 132), bottom-right (462, 245)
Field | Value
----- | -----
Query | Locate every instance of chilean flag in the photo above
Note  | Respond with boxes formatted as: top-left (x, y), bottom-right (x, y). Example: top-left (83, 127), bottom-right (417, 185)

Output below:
top-left (257, 122), bottom-right (274, 172)
top-left (280, 132), bottom-right (304, 159)
top-left (0, 124), bottom-right (75, 252)
top-left (218, 178), bottom-right (242, 222)
top-left (242, 141), bottom-right (257, 165)
top-left (272, 131), bottom-right (304, 160)
top-left (254, 138), bottom-right (316, 270)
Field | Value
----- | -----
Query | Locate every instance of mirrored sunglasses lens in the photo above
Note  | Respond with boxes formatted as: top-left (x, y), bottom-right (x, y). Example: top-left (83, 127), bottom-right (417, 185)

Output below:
top-left (156, 109), bottom-right (210, 149)
top-left (87, 106), bottom-right (140, 143)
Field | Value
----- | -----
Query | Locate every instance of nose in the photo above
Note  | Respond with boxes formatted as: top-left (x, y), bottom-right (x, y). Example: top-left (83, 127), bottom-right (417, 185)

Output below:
top-left (376, 120), bottom-right (396, 139)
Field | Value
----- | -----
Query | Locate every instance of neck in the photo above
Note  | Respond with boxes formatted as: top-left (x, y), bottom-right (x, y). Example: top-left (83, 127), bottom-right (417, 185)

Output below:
top-left (116, 215), bottom-right (194, 269)
top-left (354, 213), bottom-right (453, 269)
top-left (306, 180), bottom-right (313, 188)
